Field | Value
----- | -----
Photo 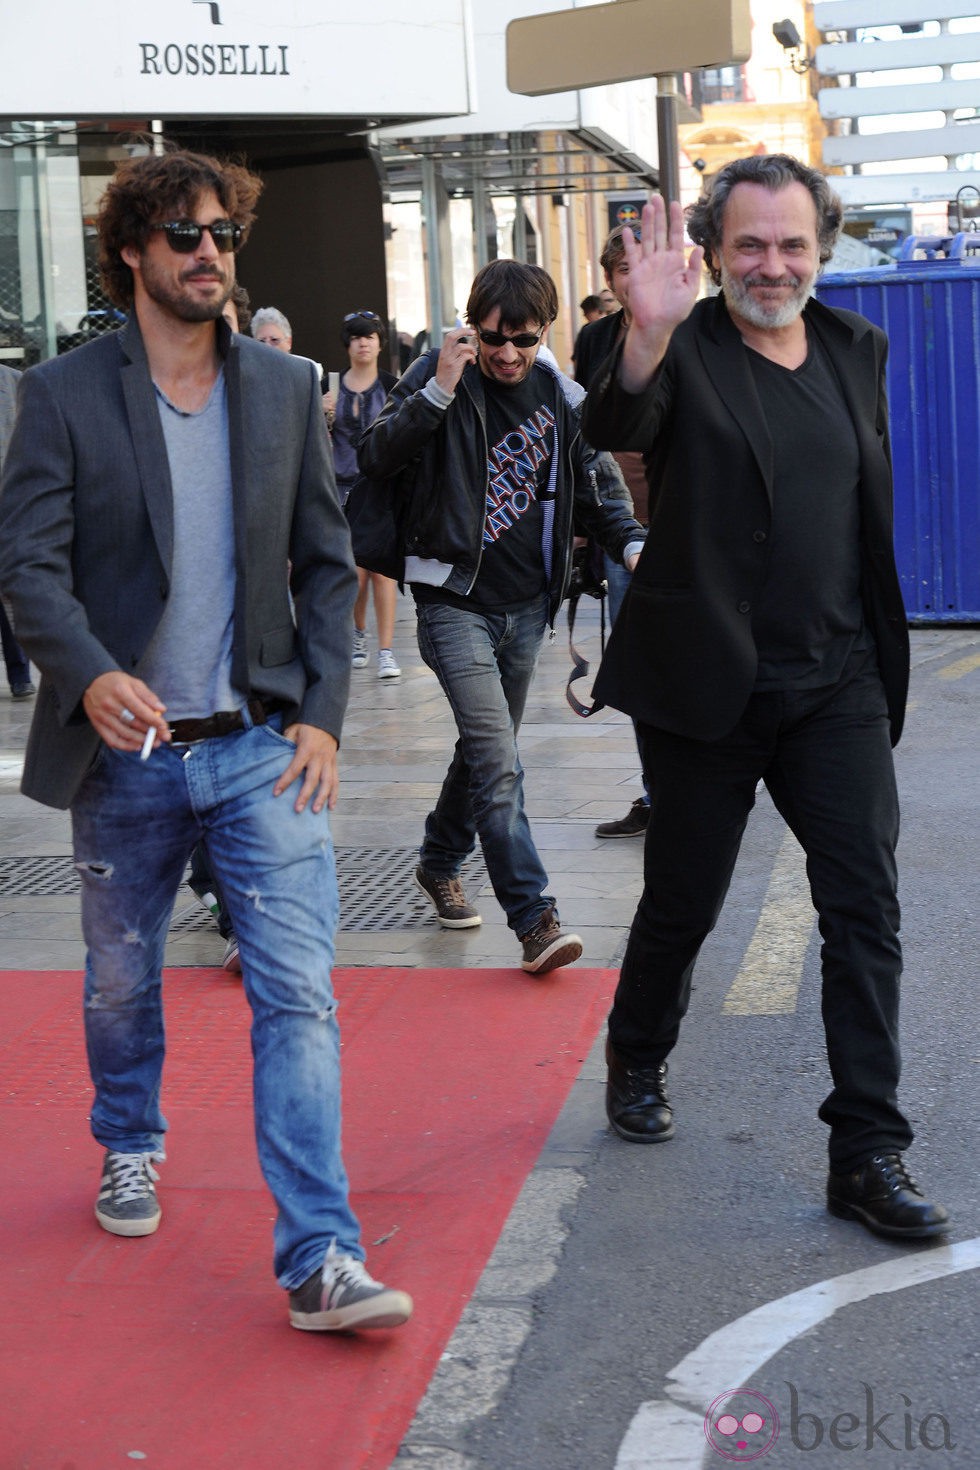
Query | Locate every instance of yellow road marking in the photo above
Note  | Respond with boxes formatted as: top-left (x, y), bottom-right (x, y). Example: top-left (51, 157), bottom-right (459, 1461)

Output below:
top-left (938, 652), bottom-right (980, 681)
top-left (722, 829), bottom-right (814, 1015)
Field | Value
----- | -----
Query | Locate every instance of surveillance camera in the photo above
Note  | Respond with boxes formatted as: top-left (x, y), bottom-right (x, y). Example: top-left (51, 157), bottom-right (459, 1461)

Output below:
top-left (773, 18), bottom-right (802, 50)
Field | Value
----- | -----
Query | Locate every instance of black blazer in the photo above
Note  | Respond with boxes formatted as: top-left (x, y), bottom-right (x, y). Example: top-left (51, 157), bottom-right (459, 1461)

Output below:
top-left (583, 293), bottom-right (909, 746)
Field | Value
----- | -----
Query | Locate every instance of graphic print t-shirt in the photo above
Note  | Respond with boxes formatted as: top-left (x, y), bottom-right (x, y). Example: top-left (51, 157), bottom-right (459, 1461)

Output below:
top-left (467, 366), bottom-right (558, 609)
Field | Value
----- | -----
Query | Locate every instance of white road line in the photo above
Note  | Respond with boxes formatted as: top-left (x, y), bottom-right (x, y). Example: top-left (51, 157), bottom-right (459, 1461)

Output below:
top-left (722, 828), bottom-right (813, 1015)
top-left (615, 1238), bottom-right (980, 1469)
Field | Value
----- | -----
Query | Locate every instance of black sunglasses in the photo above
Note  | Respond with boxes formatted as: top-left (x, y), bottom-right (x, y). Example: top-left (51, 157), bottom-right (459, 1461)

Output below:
top-left (151, 220), bottom-right (243, 254)
top-left (477, 327), bottom-right (544, 349)
top-left (344, 310), bottom-right (382, 322)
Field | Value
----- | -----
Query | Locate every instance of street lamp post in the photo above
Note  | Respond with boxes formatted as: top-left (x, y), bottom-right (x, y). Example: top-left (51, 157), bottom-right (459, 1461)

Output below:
top-left (656, 74), bottom-right (681, 204)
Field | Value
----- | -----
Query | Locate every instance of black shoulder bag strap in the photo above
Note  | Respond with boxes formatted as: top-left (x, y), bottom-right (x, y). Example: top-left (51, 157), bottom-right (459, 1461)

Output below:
top-left (565, 575), bottom-right (607, 718)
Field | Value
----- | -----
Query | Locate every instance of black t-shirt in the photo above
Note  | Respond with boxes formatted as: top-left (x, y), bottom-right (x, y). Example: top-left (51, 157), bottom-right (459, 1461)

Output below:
top-left (747, 333), bottom-right (871, 689)
top-left (417, 365), bottom-right (557, 612)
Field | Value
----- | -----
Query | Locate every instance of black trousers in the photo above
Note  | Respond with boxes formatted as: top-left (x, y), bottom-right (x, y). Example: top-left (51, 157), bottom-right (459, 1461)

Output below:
top-left (610, 645), bottom-right (913, 1171)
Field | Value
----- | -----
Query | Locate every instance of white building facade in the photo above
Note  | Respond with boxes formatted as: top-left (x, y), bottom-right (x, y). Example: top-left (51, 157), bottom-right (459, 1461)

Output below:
top-left (1, 0), bottom-right (667, 373)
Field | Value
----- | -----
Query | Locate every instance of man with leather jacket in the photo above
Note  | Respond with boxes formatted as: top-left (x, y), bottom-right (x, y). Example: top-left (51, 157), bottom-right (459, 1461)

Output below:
top-left (358, 259), bottom-right (644, 974)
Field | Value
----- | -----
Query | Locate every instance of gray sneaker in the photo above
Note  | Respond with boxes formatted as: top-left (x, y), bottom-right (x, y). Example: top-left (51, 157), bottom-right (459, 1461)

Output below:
top-left (289, 1245), bottom-right (413, 1332)
top-left (414, 865), bottom-right (482, 928)
top-left (221, 934), bottom-right (242, 974)
top-left (519, 907), bottom-right (583, 975)
top-left (351, 629), bottom-right (369, 668)
top-left (95, 1151), bottom-right (162, 1237)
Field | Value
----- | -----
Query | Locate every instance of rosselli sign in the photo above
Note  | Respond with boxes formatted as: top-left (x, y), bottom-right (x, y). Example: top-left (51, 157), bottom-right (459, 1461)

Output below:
top-left (140, 29), bottom-right (291, 79)
top-left (4, 0), bottom-right (470, 119)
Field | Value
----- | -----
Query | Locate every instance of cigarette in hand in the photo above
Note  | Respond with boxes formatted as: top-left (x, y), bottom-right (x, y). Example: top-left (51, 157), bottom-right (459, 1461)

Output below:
top-left (140, 726), bottom-right (157, 761)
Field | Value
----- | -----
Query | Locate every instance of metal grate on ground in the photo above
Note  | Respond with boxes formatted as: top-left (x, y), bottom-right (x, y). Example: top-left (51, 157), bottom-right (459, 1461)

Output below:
top-left (0, 851), bottom-right (488, 934)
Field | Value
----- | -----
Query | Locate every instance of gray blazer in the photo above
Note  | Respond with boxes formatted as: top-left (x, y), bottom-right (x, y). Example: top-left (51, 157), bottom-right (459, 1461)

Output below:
top-left (0, 317), bottom-right (357, 809)
top-left (0, 362), bottom-right (19, 463)
top-left (0, 363), bottom-right (23, 629)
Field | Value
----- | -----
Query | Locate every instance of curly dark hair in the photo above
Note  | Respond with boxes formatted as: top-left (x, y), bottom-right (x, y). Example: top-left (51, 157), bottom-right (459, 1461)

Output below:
top-left (465, 259), bottom-right (558, 332)
top-left (226, 282), bottom-right (252, 333)
top-left (97, 144), bottom-right (263, 309)
top-left (686, 154), bottom-right (843, 287)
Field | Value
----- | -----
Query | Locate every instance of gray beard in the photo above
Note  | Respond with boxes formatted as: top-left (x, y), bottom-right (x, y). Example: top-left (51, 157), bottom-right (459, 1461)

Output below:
top-left (721, 263), bottom-right (816, 330)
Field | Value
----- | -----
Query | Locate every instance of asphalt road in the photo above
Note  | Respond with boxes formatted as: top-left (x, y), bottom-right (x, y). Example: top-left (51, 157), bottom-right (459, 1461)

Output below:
top-left (398, 630), bottom-right (980, 1470)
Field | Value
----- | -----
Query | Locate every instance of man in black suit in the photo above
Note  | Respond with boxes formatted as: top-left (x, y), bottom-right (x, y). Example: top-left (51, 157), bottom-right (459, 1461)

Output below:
top-left (0, 146), bottom-right (411, 1329)
top-left (584, 154), bottom-right (947, 1240)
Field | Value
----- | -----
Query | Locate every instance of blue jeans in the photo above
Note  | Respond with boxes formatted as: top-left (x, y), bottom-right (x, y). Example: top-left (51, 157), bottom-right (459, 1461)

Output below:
top-left (70, 714), bottom-right (362, 1288)
top-left (1, 601), bottom-right (31, 686)
top-left (416, 594), bottom-right (555, 934)
top-left (604, 552), bottom-right (650, 806)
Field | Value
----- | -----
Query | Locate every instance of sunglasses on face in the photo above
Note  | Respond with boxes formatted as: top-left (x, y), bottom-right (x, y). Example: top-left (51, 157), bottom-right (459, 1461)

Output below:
top-left (477, 327), bottom-right (544, 349)
top-left (150, 220), bottom-right (243, 254)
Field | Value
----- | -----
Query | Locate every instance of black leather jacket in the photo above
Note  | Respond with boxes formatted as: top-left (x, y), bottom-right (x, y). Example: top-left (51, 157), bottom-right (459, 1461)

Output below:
top-left (357, 350), bottom-right (644, 623)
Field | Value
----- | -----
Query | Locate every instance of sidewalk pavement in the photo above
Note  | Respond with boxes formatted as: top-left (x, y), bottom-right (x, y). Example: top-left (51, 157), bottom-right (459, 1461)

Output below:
top-left (4, 602), bottom-right (971, 1470)
top-left (5, 603), bottom-right (968, 971)
top-left (0, 592), bottom-right (647, 973)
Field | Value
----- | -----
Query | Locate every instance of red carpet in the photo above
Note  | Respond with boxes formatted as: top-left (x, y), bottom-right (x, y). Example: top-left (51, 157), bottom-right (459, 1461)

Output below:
top-left (0, 965), bottom-right (614, 1469)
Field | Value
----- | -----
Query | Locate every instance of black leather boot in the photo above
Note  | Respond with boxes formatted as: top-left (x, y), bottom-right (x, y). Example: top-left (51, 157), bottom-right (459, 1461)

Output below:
top-left (827, 1153), bottom-right (949, 1239)
top-left (605, 1037), bottom-right (675, 1143)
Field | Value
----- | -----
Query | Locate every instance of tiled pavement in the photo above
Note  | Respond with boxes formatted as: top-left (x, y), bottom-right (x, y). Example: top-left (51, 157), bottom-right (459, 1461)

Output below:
top-left (0, 593), bottom-right (647, 973)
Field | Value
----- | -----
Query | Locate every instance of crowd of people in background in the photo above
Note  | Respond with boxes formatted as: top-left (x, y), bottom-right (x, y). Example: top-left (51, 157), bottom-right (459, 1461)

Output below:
top-left (324, 311), bottom-right (401, 679)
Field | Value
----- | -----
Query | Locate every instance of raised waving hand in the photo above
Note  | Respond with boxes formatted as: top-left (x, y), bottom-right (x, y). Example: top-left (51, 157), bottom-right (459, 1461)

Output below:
top-left (620, 195), bottom-right (704, 393)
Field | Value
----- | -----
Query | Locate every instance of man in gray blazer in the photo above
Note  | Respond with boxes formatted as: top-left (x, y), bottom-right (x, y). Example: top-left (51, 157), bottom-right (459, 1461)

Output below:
top-left (0, 363), bottom-right (34, 698)
top-left (0, 147), bottom-right (411, 1333)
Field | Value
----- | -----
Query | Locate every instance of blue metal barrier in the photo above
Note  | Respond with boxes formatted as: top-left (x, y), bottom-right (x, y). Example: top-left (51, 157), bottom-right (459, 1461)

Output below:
top-left (818, 238), bottom-right (980, 623)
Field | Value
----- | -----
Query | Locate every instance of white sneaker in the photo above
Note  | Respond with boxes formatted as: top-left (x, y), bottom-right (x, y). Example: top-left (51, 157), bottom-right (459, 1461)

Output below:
top-left (288, 1244), bottom-right (413, 1331)
top-left (351, 629), bottom-right (368, 668)
top-left (377, 649), bottom-right (401, 679)
top-left (221, 934), bottom-right (242, 974)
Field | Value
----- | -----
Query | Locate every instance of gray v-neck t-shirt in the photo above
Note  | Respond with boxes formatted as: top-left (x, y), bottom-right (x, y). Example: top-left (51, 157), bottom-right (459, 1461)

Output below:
top-left (138, 370), bottom-right (243, 719)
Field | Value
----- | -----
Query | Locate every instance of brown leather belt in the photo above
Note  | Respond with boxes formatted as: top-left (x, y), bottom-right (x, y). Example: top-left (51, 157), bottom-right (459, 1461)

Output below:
top-left (169, 697), bottom-right (285, 745)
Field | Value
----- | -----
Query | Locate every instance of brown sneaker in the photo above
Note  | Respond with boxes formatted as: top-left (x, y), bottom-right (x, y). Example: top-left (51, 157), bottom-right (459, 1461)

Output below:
top-left (519, 907), bottom-right (583, 975)
top-left (594, 797), bottom-right (650, 839)
top-left (414, 865), bottom-right (482, 928)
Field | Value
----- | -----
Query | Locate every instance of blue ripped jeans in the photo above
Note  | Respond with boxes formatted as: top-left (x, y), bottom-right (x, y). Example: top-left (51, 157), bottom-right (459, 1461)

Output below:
top-left (416, 593), bottom-right (555, 935)
top-left (70, 714), bottom-right (361, 1289)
